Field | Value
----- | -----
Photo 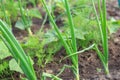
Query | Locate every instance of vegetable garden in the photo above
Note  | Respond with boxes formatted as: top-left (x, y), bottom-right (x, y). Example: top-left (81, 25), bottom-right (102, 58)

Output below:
top-left (0, 0), bottom-right (120, 80)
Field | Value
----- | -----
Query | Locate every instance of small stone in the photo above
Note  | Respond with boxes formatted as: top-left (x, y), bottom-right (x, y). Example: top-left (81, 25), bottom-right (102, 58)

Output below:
top-left (46, 69), bottom-right (53, 74)
top-left (114, 38), bottom-right (119, 43)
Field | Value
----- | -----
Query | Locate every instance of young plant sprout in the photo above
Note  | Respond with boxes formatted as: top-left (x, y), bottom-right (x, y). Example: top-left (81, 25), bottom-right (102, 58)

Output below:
top-left (92, 0), bottom-right (109, 74)
top-left (18, 0), bottom-right (33, 36)
top-left (0, 20), bottom-right (37, 80)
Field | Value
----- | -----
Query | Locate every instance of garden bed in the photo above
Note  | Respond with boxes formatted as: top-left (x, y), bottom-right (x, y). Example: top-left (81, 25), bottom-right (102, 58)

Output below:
top-left (1, 0), bottom-right (120, 80)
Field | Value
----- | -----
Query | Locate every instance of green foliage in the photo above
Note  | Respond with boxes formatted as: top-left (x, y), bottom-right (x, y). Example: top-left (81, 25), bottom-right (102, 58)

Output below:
top-left (46, 41), bottom-right (62, 54)
top-left (22, 35), bottom-right (46, 66)
top-left (0, 60), bottom-right (11, 79)
top-left (108, 18), bottom-right (120, 34)
top-left (1, 0), bottom-right (120, 79)
top-left (29, 0), bottom-right (36, 7)
top-left (0, 40), bottom-right (11, 60)
top-left (15, 0), bottom-right (42, 36)
top-left (21, 32), bottom-right (62, 67)
top-left (0, 0), bottom-right (18, 22)
top-left (27, 8), bottom-right (42, 19)
top-left (9, 59), bottom-right (23, 74)
top-left (45, 40), bottom-right (62, 64)
top-left (51, 0), bottom-right (65, 14)
top-left (0, 0), bottom-right (42, 35)
top-left (9, 57), bottom-right (34, 74)
top-left (15, 19), bottom-right (32, 30)
top-left (44, 30), bottom-right (58, 43)
top-left (63, 0), bottom-right (101, 47)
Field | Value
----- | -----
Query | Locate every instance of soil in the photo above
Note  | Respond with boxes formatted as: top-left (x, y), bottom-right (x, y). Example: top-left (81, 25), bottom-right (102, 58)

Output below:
top-left (3, 0), bottom-right (120, 80)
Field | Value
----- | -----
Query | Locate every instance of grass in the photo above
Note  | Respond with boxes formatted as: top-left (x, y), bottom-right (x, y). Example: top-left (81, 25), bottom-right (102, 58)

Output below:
top-left (92, 0), bottom-right (109, 74)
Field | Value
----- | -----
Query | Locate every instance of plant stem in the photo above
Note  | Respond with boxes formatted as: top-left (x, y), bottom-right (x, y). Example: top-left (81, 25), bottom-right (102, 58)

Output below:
top-left (102, 0), bottom-right (108, 64)
top-left (27, 28), bottom-right (33, 36)
top-left (18, 0), bottom-right (33, 36)
top-left (64, 0), bottom-right (79, 79)
top-left (76, 66), bottom-right (80, 80)
top-left (64, 0), bottom-right (77, 52)
top-left (18, 0), bottom-right (27, 26)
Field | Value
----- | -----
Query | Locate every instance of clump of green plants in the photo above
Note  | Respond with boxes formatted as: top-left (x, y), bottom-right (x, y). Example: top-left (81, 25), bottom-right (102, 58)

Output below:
top-left (22, 30), bottom-right (63, 67)
top-left (22, 35), bottom-right (46, 67)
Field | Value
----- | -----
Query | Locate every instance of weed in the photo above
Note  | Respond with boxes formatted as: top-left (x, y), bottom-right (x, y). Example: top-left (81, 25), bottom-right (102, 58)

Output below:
top-left (22, 35), bottom-right (46, 67)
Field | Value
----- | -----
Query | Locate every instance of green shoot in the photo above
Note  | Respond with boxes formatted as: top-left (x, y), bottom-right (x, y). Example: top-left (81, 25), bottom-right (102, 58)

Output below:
top-left (64, 1), bottom-right (79, 79)
top-left (18, 0), bottom-right (33, 36)
top-left (38, 13), bottom-right (48, 33)
top-left (61, 44), bottom-right (95, 61)
top-left (0, 20), bottom-right (37, 80)
top-left (41, 72), bottom-right (62, 80)
top-left (92, 0), bottom-right (109, 74)
top-left (64, 0), bottom-right (77, 52)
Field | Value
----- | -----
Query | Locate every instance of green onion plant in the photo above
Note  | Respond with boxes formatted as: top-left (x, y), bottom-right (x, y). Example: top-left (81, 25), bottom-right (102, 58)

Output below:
top-left (92, 0), bottom-right (109, 74)
top-left (0, 20), bottom-right (37, 80)
top-left (18, 0), bottom-right (33, 36)
top-left (41, 0), bottom-right (79, 79)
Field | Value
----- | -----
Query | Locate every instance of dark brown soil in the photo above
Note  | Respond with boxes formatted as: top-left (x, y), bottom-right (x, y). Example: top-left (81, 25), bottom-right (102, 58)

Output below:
top-left (79, 29), bottom-right (120, 80)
